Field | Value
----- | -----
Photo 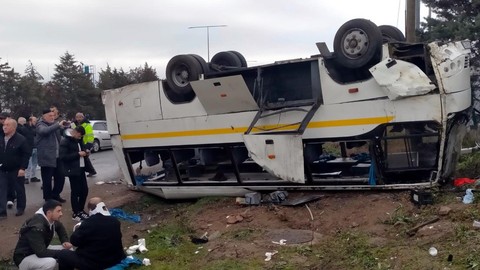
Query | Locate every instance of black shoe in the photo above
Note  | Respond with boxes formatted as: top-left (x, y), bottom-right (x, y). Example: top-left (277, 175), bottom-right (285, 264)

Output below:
top-left (15, 210), bottom-right (24, 216)
top-left (25, 179), bottom-right (30, 184)
top-left (78, 211), bottom-right (89, 220)
top-left (31, 177), bottom-right (41, 182)
top-left (72, 213), bottom-right (82, 221)
top-left (53, 197), bottom-right (67, 203)
top-left (87, 173), bottom-right (97, 177)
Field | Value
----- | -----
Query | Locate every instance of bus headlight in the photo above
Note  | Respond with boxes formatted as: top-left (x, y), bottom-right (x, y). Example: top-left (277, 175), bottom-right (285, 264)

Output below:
top-left (461, 40), bottom-right (472, 49)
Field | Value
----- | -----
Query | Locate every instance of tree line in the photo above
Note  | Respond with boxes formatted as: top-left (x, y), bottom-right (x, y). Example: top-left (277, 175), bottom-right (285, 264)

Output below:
top-left (419, 0), bottom-right (480, 124)
top-left (0, 51), bottom-right (158, 120)
top-left (0, 0), bottom-right (478, 122)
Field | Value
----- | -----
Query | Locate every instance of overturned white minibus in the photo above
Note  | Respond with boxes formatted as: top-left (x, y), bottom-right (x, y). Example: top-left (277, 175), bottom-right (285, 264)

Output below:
top-left (104, 19), bottom-right (472, 199)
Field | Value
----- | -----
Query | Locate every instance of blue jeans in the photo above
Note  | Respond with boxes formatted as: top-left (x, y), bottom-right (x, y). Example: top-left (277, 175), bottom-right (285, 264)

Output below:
top-left (26, 148), bottom-right (38, 179)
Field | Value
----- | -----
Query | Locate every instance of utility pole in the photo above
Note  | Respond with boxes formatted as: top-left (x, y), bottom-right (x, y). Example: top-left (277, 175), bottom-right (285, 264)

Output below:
top-left (188, 25), bottom-right (227, 61)
top-left (406, 0), bottom-right (420, 42)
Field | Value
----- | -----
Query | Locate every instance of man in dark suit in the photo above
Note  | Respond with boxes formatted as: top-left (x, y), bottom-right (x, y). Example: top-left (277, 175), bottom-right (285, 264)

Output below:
top-left (56, 197), bottom-right (126, 270)
top-left (0, 118), bottom-right (31, 217)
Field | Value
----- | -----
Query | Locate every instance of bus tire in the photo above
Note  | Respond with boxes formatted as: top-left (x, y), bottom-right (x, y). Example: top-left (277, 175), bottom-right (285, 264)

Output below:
top-left (211, 51), bottom-right (243, 68)
top-left (228, 51), bottom-right (248, 67)
top-left (166, 54), bottom-right (205, 95)
top-left (379, 25), bottom-right (406, 43)
top-left (189, 54), bottom-right (210, 74)
top-left (333, 18), bottom-right (383, 69)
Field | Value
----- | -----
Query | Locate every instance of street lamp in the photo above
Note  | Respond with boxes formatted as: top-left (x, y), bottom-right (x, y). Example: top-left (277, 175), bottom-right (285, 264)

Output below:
top-left (188, 24), bottom-right (227, 61)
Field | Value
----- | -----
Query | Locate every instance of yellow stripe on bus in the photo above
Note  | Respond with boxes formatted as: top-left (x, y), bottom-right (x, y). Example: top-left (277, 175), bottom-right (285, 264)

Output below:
top-left (121, 116), bottom-right (394, 140)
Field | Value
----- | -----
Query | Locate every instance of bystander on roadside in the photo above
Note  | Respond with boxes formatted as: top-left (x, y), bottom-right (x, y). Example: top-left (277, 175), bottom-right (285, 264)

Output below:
top-left (57, 197), bottom-right (125, 270)
top-left (25, 116), bottom-right (40, 183)
top-left (0, 118), bottom-right (30, 217)
top-left (13, 200), bottom-right (72, 270)
top-left (60, 126), bottom-right (90, 221)
top-left (36, 109), bottom-right (69, 203)
top-left (73, 112), bottom-right (97, 177)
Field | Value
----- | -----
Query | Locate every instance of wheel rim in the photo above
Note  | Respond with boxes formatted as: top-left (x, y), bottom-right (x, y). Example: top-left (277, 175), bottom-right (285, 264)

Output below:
top-left (94, 142), bottom-right (100, 152)
top-left (171, 64), bottom-right (190, 87)
top-left (341, 29), bottom-right (370, 60)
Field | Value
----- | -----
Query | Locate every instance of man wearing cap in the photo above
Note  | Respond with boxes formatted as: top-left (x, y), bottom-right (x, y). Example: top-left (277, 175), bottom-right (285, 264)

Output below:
top-left (56, 197), bottom-right (126, 270)
top-left (0, 118), bottom-right (31, 218)
top-left (36, 109), bottom-right (70, 203)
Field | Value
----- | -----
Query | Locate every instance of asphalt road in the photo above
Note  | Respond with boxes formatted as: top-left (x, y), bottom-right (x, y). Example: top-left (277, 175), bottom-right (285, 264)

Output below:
top-left (19, 149), bottom-right (122, 212)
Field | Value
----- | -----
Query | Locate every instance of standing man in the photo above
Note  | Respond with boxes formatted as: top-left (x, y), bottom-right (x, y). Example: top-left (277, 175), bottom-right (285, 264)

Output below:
top-left (25, 116), bottom-right (40, 183)
top-left (57, 197), bottom-right (126, 270)
top-left (36, 109), bottom-right (69, 203)
top-left (17, 117), bottom-right (34, 184)
top-left (13, 200), bottom-right (72, 270)
top-left (73, 112), bottom-right (97, 177)
top-left (1, 112), bottom-right (14, 208)
top-left (60, 126), bottom-right (90, 221)
top-left (0, 118), bottom-right (31, 217)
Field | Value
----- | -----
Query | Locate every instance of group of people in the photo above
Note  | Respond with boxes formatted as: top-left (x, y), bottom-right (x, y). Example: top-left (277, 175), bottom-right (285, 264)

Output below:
top-left (0, 106), bottom-right (125, 269)
top-left (13, 197), bottom-right (126, 270)
top-left (0, 106), bottom-right (97, 220)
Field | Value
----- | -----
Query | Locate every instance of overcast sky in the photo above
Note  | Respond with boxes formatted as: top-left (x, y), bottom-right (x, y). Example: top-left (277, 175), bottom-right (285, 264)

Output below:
top-left (0, 0), bottom-right (428, 81)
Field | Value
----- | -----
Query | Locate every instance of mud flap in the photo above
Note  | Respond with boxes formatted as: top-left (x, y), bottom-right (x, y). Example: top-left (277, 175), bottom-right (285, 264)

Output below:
top-left (243, 134), bottom-right (305, 183)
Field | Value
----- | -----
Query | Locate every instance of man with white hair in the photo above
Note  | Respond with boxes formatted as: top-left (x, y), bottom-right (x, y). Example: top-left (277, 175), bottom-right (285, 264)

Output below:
top-left (0, 118), bottom-right (30, 217)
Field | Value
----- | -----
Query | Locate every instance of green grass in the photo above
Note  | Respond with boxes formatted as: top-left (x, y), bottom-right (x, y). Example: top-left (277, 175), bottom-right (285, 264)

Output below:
top-left (382, 204), bottom-right (413, 226)
top-left (221, 228), bottom-right (258, 241)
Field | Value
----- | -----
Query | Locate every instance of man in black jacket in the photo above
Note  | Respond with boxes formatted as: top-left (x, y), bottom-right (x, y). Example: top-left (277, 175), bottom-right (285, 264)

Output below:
top-left (0, 118), bottom-right (31, 218)
top-left (59, 126), bottom-right (89, 221)
top-left (57, 197), bottom-right (126, 270)
top-left (13, 200), bottom-right (72, 270)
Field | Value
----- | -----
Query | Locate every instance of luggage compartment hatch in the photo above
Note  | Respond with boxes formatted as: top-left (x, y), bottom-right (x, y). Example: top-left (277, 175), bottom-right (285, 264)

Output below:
top-left (243, 134), bottom-right (305, 183)
top-left (190, 75), bottom-right (259, 115)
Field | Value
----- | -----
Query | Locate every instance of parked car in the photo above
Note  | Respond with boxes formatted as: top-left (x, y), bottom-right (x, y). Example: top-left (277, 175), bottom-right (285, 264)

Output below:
top-left (90, 120), bottom-right (112, 152)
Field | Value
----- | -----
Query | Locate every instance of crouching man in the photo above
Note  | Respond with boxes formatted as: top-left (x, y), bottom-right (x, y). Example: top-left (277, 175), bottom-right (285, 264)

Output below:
top-left (13, 200), bottom-right (72, 270)
top-left (57, 197), bottom-right (126, 270)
